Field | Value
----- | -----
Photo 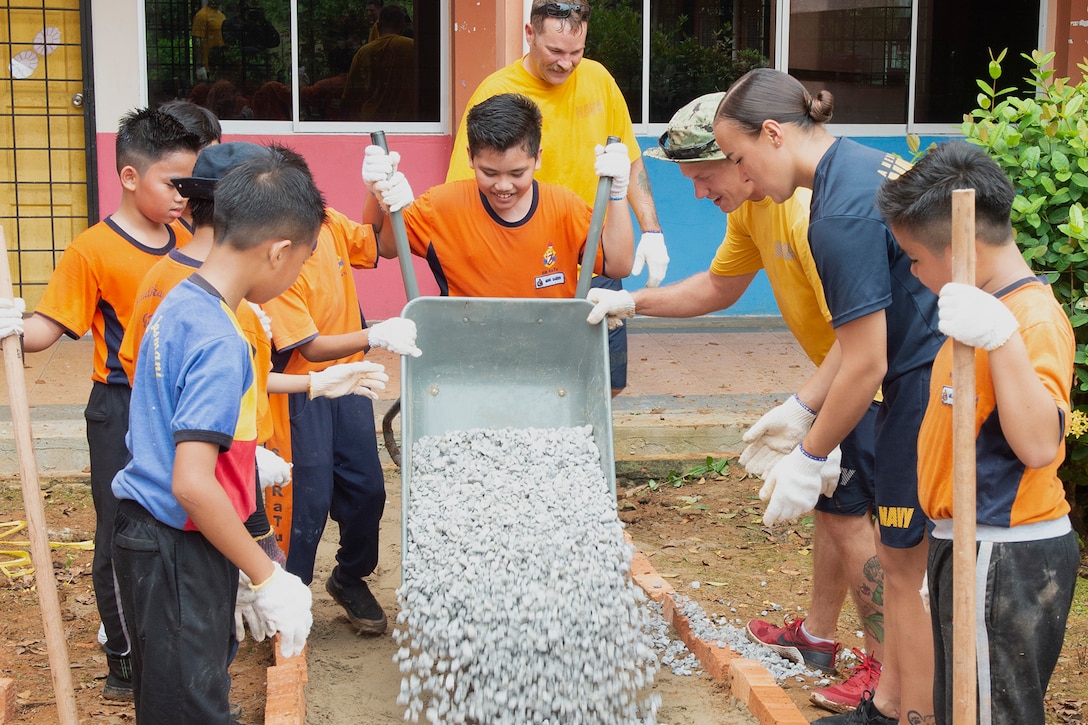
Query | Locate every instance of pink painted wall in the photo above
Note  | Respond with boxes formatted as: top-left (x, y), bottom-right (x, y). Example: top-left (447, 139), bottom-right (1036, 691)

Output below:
top-left (95, 133), bottom-right (450, 319)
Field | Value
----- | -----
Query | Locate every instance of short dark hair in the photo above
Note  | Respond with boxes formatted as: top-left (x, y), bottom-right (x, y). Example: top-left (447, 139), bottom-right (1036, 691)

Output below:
top-left (114, 107), bottom-right (202, 174)
top-left (213, 149), bottom-right (327, 252)
top-left (876, 141), bottom-right (1015, 253)
top-left (159, 100), bottom-right (222, 148)
top-left (466, 93), bottom-right (543, 159)
top-left (377, 4), bottom-right (407, 34)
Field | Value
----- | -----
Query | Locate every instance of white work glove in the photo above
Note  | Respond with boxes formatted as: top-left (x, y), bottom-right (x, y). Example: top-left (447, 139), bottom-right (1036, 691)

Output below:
top-left (594, 141), bottom-right (631, 199)
top-left (246, 301), bottom-right (272, 340)
top-left (361, 145), bottom-right (400, 190)
top-left (0, 297), bottom-right (25, 339)
top-left (249, 562), bottom-right (313, 658)
top-left (760, 444), bottom-right (826, 526)
top-left (195, 65), bottom-right (208, 81)
top-left (937, 282), bottom-right (1019, 351)
top-left (309, 361), bottom-right (389, 400)
top-left (738, 394), bottom-right (817, 477)
top-left (373, 172), bottom-right (414, 213)
top-left (585, 288), bottom-right (636, 330)
top-left (632, 232), bottom-right (669, 288)
top-left (255, 446), bottom-right (292, 491)
top-left (367, 316), bottom-right (422, 357)
top-left (819, 445), bottom-right (842, 498)
top-left (235, 570), bottom-right (267, 643)
top-left (920, 571), bottom-right (931, 614)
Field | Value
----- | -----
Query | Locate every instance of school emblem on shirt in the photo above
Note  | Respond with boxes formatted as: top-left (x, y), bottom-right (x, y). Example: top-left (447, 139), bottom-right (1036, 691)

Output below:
top-left (542, 244), bottom-right (558, 269)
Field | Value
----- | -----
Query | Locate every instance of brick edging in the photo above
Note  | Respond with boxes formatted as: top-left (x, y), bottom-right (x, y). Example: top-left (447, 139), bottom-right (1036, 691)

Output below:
top-left (264, 638), bottom-right (307, 725)
top-left (628, 542), bottom-right (809, 725)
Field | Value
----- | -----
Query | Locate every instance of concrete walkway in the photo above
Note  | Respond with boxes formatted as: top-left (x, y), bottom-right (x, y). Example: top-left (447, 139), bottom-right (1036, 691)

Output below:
top-left (0, 317), bottom-right (814, 477)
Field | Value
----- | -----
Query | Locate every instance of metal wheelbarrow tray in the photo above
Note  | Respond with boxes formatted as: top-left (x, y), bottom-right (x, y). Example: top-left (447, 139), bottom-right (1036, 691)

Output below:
top-left (398, 296), bottom-right (616, 557)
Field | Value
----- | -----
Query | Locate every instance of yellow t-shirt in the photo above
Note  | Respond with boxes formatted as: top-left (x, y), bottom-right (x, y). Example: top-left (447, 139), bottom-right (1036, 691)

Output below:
top-left (447, 58), bottom-right (638, 206)
top-left (711, 190), bottom-right (833, 366)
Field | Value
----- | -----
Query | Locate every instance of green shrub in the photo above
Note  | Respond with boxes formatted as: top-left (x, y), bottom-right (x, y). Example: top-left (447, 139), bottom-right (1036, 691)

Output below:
top-left (960, 48), bottom-right (1088, 536)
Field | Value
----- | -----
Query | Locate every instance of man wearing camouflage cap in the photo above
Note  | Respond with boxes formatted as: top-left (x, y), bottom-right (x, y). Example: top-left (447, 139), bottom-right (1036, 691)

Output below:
top-left (587, 92), bottom-right (886, 716)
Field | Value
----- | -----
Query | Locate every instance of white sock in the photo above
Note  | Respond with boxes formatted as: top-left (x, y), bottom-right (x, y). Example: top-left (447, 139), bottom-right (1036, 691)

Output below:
top-left (800, 620), bottom-right (835, 644)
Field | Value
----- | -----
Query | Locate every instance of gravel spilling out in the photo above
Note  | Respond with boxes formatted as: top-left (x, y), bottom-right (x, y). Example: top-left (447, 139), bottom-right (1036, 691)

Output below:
top-left (396, 425), bottom-right (662, 724)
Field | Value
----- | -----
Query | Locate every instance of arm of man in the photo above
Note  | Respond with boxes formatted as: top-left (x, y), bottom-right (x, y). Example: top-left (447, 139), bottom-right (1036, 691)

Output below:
top-left (362, 192), bottom-right (397, 259)
top-left (798, 311), bottom-right (887, 457)
top-left (631, 271), bottom-right (757, 318)
top-left (600, 197), bottom-right (634, 278)
top-left (22, 314), bottom-right (66, 353)
top-left (173, 440), bottom-right (275, 585)
top-left (989, 331), bottom-right (1066, 467)
top-left (627, 157), bottom-right (660, 232)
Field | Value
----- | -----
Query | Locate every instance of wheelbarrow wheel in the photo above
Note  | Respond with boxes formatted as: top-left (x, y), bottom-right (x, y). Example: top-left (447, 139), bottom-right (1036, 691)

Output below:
top-left (382, 397), bottom-right (402, 467)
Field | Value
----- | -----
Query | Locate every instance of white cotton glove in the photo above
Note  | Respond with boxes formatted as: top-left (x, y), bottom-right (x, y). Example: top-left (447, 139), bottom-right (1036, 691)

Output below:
top-left (632, 232), bottom-right (669, 288)
top-left (819, 445), bottom-right (842, 498)
top-left (361, 145), bottom-right (400, 190)
top-left (255, 446), bottom-right (292, 491)
top-left (309, 361), bottom-right (389, 400)
top-left (0, 297), bottom-right (26, 339)
top-left (937, 282), bottom-right (1019, 351)
top-left (374, 172), bottom-right (414, 213)
top-left (585, 288), bottom-right (636, 330)
top-left (920, 571), bottom-right (931, 614)
top-left (235, 570), bottom-right (267, 643)
top-left (760, 444), bottom-right (826, 526)
top-left (738, 394), bottom-right (817, 477)
top-left (249, 562), bottom-right (313, 658)
top-left (195, 65), bottom-right (208, 81)
top-left (246, 301), bottom-right (272, 340)
top-left (594, 141), bottom-right (631, 199)
top-left (367, 317), bottom-right (422, 357)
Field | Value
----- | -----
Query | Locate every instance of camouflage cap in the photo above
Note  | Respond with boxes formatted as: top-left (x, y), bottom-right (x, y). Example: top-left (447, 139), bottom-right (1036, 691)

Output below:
top-left (643, 92), bottom-right (726, 163)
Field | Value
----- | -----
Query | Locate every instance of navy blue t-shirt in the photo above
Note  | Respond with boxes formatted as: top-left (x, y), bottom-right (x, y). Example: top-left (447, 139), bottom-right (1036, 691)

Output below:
top-left (808, 138), bottom-right (944, 385)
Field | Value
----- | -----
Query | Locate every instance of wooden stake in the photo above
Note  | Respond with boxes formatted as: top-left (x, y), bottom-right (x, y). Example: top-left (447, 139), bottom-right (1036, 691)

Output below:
top-left (950, 189), bottom-right (977, 725)
top-left (0, 227), bottom-right (79, 724)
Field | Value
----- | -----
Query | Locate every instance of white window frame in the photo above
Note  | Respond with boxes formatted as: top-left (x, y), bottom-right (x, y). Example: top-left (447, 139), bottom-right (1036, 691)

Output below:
top-left (138, 0), bottom-right (450, 136)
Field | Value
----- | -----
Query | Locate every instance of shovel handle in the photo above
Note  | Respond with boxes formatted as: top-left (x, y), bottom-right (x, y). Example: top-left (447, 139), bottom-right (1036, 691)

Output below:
top-left (370, 131), bottom-right (420, 301)
top-left (575, 135), bottom-right (621, 299)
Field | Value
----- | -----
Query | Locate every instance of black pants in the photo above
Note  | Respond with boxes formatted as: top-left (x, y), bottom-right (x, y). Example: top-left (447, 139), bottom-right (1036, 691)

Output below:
top-left (590, 275), bottom-right (628, 391)
top-left (113, 500), bottom-right (237, 724)
top-left (85, 381), bottom-right (132, 656)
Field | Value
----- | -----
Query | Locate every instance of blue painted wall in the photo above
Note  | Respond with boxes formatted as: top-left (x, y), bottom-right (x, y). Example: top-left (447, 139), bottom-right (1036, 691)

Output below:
top-left (628, 134), bottom-right (954, 315)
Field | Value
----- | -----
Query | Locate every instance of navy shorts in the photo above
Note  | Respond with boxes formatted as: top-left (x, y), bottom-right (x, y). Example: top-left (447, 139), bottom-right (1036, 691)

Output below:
top-left (872, 366), bottom-right (931, 549)
top-left (591, 275), bottom-right (627, 390)
top-left (815, 401), bottom-right (878, 517)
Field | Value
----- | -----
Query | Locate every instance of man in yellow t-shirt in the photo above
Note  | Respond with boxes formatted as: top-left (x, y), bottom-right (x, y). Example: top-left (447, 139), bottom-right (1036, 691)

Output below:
top-left (446, 0), bottom-right (670, 396)
top-left (192, 0), bottom-right (227, 80)
top-left (587, 92), bottom-right (885, 716)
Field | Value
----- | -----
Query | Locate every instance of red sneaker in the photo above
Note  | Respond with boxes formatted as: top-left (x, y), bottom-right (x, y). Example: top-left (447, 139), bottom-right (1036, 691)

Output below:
top-left (811, 648), bottom-right (882, 713)
top-left (745, 617), bottom-right (839, 673)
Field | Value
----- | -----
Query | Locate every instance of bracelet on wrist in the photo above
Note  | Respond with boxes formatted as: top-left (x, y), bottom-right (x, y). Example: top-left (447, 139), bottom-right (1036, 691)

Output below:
top-left (792, 393), bottom-right (817, 416)
top-left (642, 229), bottom-right (661, 234)
top-left (609, 195), bottom-right (626, 201)
top-left (798, 442), bottom-right (827, 462)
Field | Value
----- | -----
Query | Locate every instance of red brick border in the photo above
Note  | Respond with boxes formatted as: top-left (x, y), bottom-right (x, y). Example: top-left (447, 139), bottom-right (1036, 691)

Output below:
top-left (629, 544), bottom-right (809, 725)
top-left (264, 638), bottom-right (307, 725)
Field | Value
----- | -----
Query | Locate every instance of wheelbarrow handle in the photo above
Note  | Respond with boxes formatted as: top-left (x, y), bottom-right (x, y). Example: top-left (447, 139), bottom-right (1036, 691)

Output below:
top-left (575, 135), bottom-right (620, 299)
top-left (370, 131), bottom-right (420, 301)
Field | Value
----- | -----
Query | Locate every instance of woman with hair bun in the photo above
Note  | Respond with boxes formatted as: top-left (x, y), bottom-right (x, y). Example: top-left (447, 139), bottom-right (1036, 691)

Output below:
top-left (714, 68), bottom-right (942, 725)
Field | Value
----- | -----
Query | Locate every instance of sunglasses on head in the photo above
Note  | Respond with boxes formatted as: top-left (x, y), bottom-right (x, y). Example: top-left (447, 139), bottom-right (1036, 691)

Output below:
top-left (533, 2), bottom-right (590, 20)
top-left (656, 131), bottom-right (718, 161)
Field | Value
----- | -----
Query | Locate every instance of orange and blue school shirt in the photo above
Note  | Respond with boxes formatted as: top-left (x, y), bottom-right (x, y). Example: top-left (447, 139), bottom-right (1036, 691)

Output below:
top-left (119, 248), bottom-right (274, 445)
top-left (262, 207), bottom-right (379, 374)
top-left (401, 179), bottom-right (605, 298)
top-left (112, 274), bottom-right (257, 529)
top-left (34, 216), bottom-right (191, 386)
top-left (917, 277), bottom-right (1074, 528)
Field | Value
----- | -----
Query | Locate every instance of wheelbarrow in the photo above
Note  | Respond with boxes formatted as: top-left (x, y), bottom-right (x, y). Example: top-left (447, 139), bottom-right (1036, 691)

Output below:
top-left (370, 133), bottom-right (619, 560)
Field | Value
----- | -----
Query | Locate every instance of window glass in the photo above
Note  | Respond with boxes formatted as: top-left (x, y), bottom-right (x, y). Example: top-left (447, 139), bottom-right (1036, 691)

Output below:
top-left (787, 0), bottom-right (911, 124)
top-left (585, 1), bottom-right (772, 125)
top-left (145, 1), bottom-right (440, 123)
top-left (912, 0), bottom-right (1040, 124)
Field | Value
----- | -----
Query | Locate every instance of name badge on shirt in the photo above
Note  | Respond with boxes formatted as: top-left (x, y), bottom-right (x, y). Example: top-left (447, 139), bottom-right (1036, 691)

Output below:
top-left (940, 385), bottom-right (954, 406)
top-left (535, 272), bottom-right (565, 289)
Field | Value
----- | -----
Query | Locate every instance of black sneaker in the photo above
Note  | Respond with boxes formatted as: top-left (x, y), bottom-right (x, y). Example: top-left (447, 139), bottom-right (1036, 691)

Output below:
top-left (325, 567), bottom-right (387, 634)
top-left (103, 653), bottom-right (134, 701)
top-left (813, 693), bottom-right (897, 725)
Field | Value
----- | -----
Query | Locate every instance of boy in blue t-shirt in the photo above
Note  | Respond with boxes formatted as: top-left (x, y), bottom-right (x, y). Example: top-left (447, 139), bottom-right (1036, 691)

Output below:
top-left (110, 149), bottom-right (325, 723)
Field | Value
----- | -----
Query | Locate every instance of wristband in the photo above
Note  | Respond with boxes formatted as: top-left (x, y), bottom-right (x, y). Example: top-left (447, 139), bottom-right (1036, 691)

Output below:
top-left (641, 229), bottom-right (661, 234)
top-left (609, 196), bottom-right (626, 201)
top-left (250, 570), bottom-right (276, 591)
top-left (792, 393), bottom-right (817, 417)
top-left (798, 441), bottom-right (828, 462)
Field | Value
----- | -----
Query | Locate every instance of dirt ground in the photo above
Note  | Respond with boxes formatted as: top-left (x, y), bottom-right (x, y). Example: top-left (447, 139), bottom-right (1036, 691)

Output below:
top-left (0, 464), bottom-right (1084, 724)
